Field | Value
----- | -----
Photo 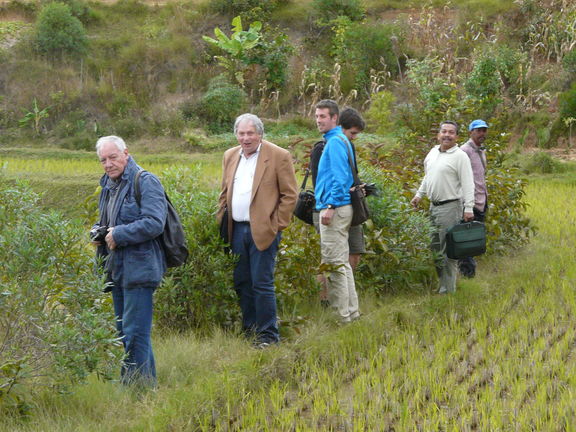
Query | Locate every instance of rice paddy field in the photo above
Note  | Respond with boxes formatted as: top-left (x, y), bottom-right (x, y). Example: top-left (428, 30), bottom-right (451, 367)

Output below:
top-left (1, 148), bottom-right (576, 431)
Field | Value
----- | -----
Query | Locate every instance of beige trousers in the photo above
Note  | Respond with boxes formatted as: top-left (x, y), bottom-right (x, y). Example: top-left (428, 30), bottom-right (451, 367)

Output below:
top-left (430, 200), bottom-right (462, 293)
top-left (319, 205), bottom-right (359, 321)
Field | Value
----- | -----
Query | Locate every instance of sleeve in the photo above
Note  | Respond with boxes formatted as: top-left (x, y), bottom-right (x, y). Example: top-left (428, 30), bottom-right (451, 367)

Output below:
top-left (217, 152), bottom-right (229, 223)
top-left (325, 137), bottom-right (353, 204)
top-left (276, 150), bottom-right (298, 231)
top-left (459, 153), bottom-right (475, 213)
top-left (415, 151), bottom-right (431, 198)
top-left (112, 173), bottom-right (167, 247)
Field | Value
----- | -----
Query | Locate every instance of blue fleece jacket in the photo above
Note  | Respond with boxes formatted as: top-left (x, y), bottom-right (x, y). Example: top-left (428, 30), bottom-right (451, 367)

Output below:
top-left (314, 126), bottom-right (355, 210)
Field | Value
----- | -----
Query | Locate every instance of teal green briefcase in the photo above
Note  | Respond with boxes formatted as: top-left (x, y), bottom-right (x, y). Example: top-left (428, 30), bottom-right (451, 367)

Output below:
top-left (445, 221), bottom-right (486, 260)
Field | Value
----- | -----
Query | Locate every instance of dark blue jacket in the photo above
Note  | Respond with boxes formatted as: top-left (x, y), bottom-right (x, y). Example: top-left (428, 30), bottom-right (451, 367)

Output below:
top-left (314, 126), bottom-right (355, 210)
top-left (96, 157), bottom-right (167, 289)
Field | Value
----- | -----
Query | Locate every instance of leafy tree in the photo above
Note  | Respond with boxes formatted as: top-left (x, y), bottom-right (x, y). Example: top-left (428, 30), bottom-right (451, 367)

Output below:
top-left (35, 2), bottom-right (88, 58)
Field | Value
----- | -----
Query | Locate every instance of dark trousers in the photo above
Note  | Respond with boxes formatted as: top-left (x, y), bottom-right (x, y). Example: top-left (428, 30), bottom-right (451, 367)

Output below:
top-left (458, 205), bottom-right (487, 277)
top-left (231, 222), bottom-right (281, 344)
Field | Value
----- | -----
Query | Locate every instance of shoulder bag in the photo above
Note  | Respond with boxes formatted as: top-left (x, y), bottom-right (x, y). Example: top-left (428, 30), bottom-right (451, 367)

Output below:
top-left (342, 137), bottom-right (370, 226)
top-left (293, 168), bottom-right (316, 225)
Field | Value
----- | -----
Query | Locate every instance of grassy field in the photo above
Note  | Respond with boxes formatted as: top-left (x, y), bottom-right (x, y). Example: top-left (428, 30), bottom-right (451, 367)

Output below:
top-left (0, 148), bottom-right (222, 218)
top-left (1, 153), bottom-right (575, 430)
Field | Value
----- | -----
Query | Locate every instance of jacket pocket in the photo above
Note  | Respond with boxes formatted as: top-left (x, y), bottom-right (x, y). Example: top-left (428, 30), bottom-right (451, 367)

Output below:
top-left (123, 248), bottom-right (162, 288)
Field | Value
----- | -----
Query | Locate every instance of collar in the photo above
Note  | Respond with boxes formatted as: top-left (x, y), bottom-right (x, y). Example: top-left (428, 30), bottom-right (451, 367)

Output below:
top-left (239, 142), bottom-right (262, 159)
top-left (323, 126), bottom-right (344, 140)
top-left (436, 144), bottom-right (459, 153)
top-left (466, 139), bottom-right (486, 151)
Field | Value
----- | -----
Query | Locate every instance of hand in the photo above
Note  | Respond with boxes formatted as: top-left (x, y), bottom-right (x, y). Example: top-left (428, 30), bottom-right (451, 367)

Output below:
top-left (463, 212), bottom-right (474, 222)
top-left (351, 184), bottom-right (367, 197)
top-left (410, 196), bottom-right (421, 208)
top-left (105, 227), bottom-right (116, 250)
top-left (320, 208), bottom-right (335, 226)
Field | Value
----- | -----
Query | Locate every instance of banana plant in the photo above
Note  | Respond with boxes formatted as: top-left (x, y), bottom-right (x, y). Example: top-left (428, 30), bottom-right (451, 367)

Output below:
top-left (203, 16), bottom-right (263, 85)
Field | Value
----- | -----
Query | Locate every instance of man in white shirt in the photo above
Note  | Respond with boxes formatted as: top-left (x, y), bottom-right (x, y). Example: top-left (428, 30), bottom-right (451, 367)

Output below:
top-left (218, 114), bottom-right (297, 348)
top-left (411, 121), bottom-right (474, 294)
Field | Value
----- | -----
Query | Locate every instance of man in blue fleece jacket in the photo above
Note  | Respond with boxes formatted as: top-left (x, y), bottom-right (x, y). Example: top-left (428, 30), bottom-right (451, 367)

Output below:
top-left (314, 100), bottom-right (360, 323)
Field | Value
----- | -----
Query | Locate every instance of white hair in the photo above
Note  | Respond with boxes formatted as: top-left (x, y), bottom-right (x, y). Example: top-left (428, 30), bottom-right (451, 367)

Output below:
top-left (96, 136), bottom-right (127, 156)
top-left (234, 113), bottom-right (264, 136)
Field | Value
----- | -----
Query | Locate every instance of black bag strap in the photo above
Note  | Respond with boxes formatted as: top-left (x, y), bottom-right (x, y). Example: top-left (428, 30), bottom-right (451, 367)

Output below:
top-left (134, 169), bottom-right (145, 205)
top-left (300, 168), bottom-right (310, 191)
top-left (337, 136), bottom-right (361, 186)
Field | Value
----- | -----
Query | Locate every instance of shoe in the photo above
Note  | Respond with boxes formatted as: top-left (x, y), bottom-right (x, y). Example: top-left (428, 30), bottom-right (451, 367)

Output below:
top-left (255, 342), bottom-right (270, 349)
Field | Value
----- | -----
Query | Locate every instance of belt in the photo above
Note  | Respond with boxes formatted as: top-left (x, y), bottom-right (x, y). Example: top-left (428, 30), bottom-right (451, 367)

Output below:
top-left (233, 220), bottom-right (250, 225)
top-left (431, 198), bottom-right (460, 206)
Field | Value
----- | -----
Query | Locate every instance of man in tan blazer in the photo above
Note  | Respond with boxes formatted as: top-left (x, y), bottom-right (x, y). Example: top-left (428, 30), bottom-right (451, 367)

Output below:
top-left (217, 113), bottom-right (297, 348)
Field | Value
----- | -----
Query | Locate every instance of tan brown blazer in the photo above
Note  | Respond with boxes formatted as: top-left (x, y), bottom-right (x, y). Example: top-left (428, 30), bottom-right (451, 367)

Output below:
top-left (217, 140), bottom-right (298, 251)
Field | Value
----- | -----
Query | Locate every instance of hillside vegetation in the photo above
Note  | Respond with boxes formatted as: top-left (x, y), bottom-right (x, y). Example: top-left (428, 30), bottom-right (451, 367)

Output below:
top-left (0, 0), bottom-right (575, 152)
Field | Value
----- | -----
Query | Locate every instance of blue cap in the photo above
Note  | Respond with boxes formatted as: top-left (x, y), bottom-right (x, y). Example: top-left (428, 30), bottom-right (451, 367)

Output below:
top-left (469, 119), bottom-right (489, 131)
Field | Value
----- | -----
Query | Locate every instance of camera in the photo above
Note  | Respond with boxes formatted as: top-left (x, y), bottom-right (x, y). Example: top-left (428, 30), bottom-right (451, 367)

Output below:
top-left (90, 225), bottom-right (109, 243)
top-left (363, 182), bottom-right (379, 197)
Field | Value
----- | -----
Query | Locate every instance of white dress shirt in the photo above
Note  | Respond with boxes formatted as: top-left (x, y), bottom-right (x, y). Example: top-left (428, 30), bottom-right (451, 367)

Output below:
top-left (232, 145), bottom-right (261, 222)
top-left (416, 144), bottom-right (475, 213)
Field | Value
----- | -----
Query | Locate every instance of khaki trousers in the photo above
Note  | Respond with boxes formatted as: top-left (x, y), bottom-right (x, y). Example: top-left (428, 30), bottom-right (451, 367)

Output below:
top-left (430, 200), bottom-right (462, 293)
top-left (319, 205), bottom-right (359, 321)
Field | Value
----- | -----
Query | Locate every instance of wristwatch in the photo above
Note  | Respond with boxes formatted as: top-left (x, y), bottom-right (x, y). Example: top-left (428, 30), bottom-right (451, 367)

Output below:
top-left (327, 204), bottom-right (336, 210)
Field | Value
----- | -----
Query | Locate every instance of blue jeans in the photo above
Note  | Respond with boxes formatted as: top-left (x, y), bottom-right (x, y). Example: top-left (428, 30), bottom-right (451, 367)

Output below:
top-left (111, 285), bottom-right (156, 386)
top-left (231, 222), bottom-right (281, 344)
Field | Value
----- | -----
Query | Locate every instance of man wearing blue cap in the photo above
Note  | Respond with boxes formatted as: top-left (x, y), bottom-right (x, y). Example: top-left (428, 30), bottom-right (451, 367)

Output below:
top-left (459, 119), bottom-right (489, 278)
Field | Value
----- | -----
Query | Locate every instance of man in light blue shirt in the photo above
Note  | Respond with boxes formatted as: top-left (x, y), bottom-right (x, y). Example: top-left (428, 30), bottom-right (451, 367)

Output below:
top-left (314, 100), bottom-right (359, 322)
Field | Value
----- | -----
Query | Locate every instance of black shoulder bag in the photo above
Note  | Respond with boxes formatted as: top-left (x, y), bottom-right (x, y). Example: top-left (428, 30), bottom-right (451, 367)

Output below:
top-left (293, 168), bottom-right (316, 225)
top-left (342, 138), bottom-right (370, 226)
top-left (134, 170), bottom-right (189, 268)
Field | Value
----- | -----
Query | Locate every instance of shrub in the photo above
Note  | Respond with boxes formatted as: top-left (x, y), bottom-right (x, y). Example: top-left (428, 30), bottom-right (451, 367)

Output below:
top-left (559, 82), bottom-right (576, 120)
top-left (522, 151), bottom-right (565, 174)
top-left (312, 0), bottom-right (365, 22)
top-left (0, 174), bottom-right (119, 415)
top-left (365, 90), bottom-right (395, 135)
top-left (332, 19), bottom-right (403, 92)
top-left (153, 167), bottom-right (239, 332)
top-left (194, 75), bottom-right (247, 134)
top-left (357, 163), bottom-right (436, 293)
top-left (208, 0), bottom-right (285, 23)
top-left (35, 2), bottom-right (88, 58)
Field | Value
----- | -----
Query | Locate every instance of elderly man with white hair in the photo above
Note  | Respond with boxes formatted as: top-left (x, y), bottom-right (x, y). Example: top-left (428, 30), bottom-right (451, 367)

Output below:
top-left (92, 135), bottom-right (167, 386)
top-left (217, 114), bottom-right (297, 348)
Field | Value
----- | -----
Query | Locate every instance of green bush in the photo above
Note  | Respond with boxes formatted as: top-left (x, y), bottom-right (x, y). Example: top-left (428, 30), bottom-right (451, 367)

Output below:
top-left (559, 82), bottom-right (576, 120)
top-left (35, 2), bottom-right (88, 58)
top-left (313, 0), bottom-right (365, 22)
top-left (194, 75), bottom-right (247, 134)
top-left (357, 163), bottom-right (436, 293)
top-left (365, 90), bottom-right (395, 135)
top-left (332, 19), bottom-right (403, 92)
top-left (0, 174), bottom-right (119, 415)
top-left (522, 151), bottom-right (565, 174)
top-left (209, 0), bottom-right (285, 22)
top-left (154, 167), bottom-right (239, 332)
